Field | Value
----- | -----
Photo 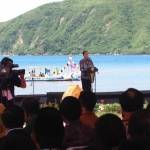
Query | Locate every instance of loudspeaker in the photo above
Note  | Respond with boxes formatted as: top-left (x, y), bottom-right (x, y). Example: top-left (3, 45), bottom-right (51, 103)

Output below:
top-left (47, 92), bottom-right (63, 104)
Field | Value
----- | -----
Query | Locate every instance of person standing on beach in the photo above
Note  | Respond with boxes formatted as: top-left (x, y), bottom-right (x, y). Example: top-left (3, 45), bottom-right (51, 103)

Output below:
top-left (79, 51), bottom-right (94, 92)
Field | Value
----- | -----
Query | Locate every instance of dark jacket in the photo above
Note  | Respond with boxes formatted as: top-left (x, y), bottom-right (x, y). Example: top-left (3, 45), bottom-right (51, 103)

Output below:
top-left (0, 128), bottom-right (35, 150)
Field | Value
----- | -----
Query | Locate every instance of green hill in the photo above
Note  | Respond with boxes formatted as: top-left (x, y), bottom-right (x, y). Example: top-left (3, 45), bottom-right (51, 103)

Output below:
top-left (0, 0), bottom-right (150, 55)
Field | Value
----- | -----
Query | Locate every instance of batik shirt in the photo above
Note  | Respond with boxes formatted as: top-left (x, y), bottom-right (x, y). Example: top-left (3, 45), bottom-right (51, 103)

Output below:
top-left (79, 58), bottom-right (94, 79)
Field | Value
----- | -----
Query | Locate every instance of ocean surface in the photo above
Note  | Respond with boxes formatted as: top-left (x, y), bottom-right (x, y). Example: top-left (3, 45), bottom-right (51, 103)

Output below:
top-left (0, 55), bottom-right (150, 95)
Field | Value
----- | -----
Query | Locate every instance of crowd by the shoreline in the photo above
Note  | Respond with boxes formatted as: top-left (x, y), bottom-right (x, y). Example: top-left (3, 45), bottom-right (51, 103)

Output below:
top-left (0, 88), bottom-right (150, 150)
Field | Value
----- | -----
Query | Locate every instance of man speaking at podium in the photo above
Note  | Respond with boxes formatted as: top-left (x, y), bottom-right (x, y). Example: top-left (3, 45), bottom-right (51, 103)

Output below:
top-left (80, 51), bottom-right (96, 92)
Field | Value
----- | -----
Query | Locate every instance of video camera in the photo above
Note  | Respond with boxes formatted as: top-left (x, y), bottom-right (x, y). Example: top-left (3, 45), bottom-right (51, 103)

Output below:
top-left (8, 63), bottom-right (25, 75)
top-left (0, 62), bottom-right (25, 78)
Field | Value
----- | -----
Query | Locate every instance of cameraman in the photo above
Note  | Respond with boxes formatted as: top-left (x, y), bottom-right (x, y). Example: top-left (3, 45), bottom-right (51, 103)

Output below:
top-left (0, 57), bottom-right (26, 107)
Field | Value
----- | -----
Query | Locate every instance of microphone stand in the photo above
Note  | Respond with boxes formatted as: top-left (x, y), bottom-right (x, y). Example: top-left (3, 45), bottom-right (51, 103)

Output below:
top-left (94, 71), bottom-right (96, 93)
top-left (32, 76), bottom-right (35, 95)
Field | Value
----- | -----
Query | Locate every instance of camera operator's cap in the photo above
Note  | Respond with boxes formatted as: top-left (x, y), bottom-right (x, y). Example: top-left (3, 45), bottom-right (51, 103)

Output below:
top-left (1, 57), bottom-right (13, 65)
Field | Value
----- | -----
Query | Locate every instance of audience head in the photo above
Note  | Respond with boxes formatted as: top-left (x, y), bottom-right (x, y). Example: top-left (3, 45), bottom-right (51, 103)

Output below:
top-left (22, 97), bottom-right (40, 122)
top-left (128, 110), bottom-right (150, 139)
top-left (95, 113), bottom-right (126, 149)
top-left (60, 96), bottom-right (81, 122)
top-left (1, 105), bottom-right (24, 129)
top-left (119, 88), bottom-right (144, 112)
top-left (33, 107), bottom-right (64, 149)
top-left (79, 91), bottom-right (97, 112)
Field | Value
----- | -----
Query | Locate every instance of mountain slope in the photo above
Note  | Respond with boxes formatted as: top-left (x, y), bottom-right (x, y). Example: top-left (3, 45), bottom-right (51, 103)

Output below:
top-left (0, 0), bottom-right (150, 54)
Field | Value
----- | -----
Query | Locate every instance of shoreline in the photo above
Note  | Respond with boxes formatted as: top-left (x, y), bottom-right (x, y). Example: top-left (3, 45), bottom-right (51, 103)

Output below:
top-left (1, 53), bottom-right (150, 57)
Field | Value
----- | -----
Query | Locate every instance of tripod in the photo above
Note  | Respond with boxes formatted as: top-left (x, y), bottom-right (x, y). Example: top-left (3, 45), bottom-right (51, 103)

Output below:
top-left (31, 77), bottom-right (35, 95)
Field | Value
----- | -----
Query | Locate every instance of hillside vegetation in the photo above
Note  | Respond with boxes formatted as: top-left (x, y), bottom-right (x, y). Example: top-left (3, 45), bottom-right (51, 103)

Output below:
top-left (0, 0), bottom-right (150, 55)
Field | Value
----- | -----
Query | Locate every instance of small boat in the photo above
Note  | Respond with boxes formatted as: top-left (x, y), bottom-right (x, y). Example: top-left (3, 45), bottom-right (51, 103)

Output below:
top-left (25, 73), bottom-right (80, 82)
top-left (25, 56), bottom-right (81, 81)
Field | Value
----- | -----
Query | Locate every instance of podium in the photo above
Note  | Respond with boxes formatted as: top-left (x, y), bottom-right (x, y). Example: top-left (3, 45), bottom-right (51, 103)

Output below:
top-left (88, 67), bottom-right (98, 92)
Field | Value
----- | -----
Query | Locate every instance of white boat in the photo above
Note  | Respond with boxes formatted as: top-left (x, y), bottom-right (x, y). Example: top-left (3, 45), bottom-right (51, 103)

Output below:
top-left (25, 56), bottom-right (81, 81)
top-left (25, 72), bottom-right (80, 81)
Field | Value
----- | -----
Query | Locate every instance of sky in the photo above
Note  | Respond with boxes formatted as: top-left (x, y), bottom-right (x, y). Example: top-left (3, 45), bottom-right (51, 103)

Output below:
top-left (0, 0), bottom-right (64, 22)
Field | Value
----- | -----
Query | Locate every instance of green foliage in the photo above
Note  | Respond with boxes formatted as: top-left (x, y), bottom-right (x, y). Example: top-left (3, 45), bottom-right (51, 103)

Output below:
top-left (95, 103), bottom-right (121, 117)
top-left (0, 0), bottom-right (150, 54)
top-left (40, 102), bottom-right (60, 110)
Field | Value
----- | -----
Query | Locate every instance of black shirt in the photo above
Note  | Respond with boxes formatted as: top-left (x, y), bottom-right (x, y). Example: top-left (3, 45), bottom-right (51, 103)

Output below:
top-left (0, 72), bottom-right (21, 100)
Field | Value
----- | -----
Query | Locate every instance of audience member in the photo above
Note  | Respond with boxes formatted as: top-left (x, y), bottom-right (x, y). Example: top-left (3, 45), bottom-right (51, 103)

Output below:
top-left (22, 97), bottom-right (40, 135)
top-left (119, 88), bottom-right (144, 128)
top-left (32, 107), bottom-right (64, 150)
top-left (146, 102), bottom-right (150, 111)
top-left (0, 103), bottom-right (6, 138)
top-left (128, 110), bottom-right (150, 140)
top-left (0, 105), bottom-right (35, 150)
top-left (88, 113), bottom-right (126, 150)
top-left (119, 137), bottom-right (150, 150)
top-left (0, 87), bottom-right (147, 150)
top-left (0, 103), bottom-right (5, 114)
top-left (60, 96), bottom-right (94, 149)
top-left (79, 91), bottom-right (98, 128)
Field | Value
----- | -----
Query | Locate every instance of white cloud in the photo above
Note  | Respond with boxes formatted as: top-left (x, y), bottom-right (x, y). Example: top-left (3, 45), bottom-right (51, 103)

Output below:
top-left (0, 0), bottom-right (64, 22)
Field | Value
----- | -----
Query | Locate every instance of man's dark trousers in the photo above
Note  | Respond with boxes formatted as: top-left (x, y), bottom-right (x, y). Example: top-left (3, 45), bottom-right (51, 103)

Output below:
top-left (81, 78), bottom-right (91, 92)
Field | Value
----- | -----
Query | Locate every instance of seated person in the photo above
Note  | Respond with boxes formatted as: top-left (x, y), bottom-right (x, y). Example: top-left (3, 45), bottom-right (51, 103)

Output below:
top-left (60, 96), bottom-right (94, 149)
top-left (119, 136), bottom-right (150, 150)
top-left (128, 110), bottom-right (150, 140)
top-left (79, 91), bottom-right (98, 129)
top-left (32, 107), bottom-right (64, 149)
top-left (22, 97), bottom-right (40, 135)
top-left (119, 88), bottom-right (144, 128)
top-left (88, 113), bottom-right (126, 150)
top-left (0, 104), bottom-right (6, 138)
top-left (0, 105), bottom-right (35, 150)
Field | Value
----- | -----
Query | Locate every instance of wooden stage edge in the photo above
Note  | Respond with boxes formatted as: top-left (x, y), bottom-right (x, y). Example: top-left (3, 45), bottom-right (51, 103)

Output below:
top-left (15, 90), bottom-right (150, 104)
